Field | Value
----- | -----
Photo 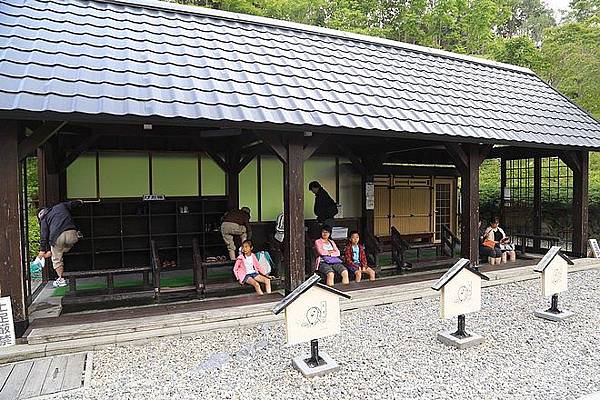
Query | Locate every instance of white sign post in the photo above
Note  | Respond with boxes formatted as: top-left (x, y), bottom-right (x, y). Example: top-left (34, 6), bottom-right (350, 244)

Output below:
top-left (272, 275), bottom-right (351, 378)
top-left (432, 259), bottom-right (489, 349)
top-left (0, 297), bottom-right (16, 348)
top-left (533, 246), bottom-right (574, 321)
top-left (588, 239), bottom-right (600, 259)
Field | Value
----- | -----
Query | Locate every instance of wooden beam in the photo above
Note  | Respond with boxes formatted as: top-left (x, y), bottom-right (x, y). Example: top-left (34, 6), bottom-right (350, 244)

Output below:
top-left (560, 150), bottom-right (581, 174)
top-left (284, 134), bottom-right (305, 292)
top-left (0, 120), bottom-right (27, 330)
top-left (303, 134), bottom-right (329, 160)
top-left (256, 132), bottom-right (287, 163)
top-left (198, 128), bottom-right (243, 138)
top-left (205, 149), bottom-right (229, 172)
top-left (60, 133), bottom-right (101, 171)
top-left (18, 121), bottom-right (67, 160)
top-left (445, 143), bottom-right (468, 173)
top-left (478, 144), bottom-right (494, 163)
top-left (572, 151), bottom-right (589, 257)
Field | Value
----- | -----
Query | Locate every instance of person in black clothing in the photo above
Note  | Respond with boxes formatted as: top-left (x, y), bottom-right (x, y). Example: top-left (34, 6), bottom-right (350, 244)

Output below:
top-left (308, 181), bottom-right (338, 226)
top-left (38, 200), bottom-right (84, 288)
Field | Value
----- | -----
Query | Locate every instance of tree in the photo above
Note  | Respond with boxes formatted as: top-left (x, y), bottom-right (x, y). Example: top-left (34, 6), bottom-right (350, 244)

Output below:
top-left (496, 0), bottom-right (555, 42)
top-left (487, 35), bottom-right (547, 71)
top-left (541, 19), bottom-right (600, 118)
top-left (568, 0), bottom-right (600, 22)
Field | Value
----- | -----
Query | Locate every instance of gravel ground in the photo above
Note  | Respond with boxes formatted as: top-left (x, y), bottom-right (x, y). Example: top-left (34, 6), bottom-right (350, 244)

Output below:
top-left (53, 268), bottom-right (600, 400)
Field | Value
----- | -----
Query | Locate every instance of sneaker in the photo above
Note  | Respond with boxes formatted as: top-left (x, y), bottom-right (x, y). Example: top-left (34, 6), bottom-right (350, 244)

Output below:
top-left (53, 278), bottom-right (67, 288)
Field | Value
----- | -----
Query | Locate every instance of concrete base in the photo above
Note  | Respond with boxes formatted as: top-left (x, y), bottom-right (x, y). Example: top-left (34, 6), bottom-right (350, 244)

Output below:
top-left (437, 330), bottom-right (484, 349)
top-left (534, 309), bottom-right (574, 322)
top-left (292, 351), bottom-right (340, 378)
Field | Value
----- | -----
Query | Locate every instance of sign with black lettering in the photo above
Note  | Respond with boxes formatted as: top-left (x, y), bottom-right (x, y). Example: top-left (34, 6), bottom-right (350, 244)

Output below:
top-left (0, 297), bottom-right (15, 347)
top-left (588, 239), bottom-right (600, 258)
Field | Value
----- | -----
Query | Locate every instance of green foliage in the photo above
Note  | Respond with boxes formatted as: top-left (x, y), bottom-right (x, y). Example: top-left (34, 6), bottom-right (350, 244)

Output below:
top-left (540, 19), bottom-right (600, 118)
top-left (486, 35), bottom-right (547, 70)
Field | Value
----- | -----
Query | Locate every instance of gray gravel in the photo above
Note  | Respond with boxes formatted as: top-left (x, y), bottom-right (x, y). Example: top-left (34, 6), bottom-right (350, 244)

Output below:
top-left (52, 269), bottom-right (600, 400)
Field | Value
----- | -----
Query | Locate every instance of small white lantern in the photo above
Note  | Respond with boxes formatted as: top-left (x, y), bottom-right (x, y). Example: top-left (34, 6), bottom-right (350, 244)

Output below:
top-left (432, 258), bottom-right (489, 349)
top-left (272, 274), bottom-right (351, 378)
top-left (533, 246), bottom-right (574, 321)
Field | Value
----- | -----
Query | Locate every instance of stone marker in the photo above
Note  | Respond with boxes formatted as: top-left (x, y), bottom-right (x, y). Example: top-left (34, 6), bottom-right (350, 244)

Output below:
top-left (272, 274), bottom-right (351, 378)
top-left (533, 246), bottom-right (575, 321)
top-left (0, 297), bottom-right (16, 348)
top-left (432, 259), bottom-right (490, 349)
top-left (588, 239), bottom-right (600, 259)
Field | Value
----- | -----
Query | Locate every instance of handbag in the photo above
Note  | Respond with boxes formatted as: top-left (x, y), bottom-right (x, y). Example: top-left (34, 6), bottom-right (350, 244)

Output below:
top-left (321, 255), bottom-right (343, 264)
top-left (483, 240), bottom-right (496, 249)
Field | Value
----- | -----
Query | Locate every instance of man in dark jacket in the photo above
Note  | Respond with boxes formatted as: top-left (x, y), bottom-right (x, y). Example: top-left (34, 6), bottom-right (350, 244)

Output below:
top-left (38, 200), bottom-right (83, 287)
top-left (221, 207), bottom-right (252, 260)
top-left (308, 181), bottom-right (338, 225)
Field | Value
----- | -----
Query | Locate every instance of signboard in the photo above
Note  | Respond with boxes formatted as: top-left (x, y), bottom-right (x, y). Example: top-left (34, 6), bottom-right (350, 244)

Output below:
top-left (0, 297), bottom-right (16, 348)
top-left (541, 256), bottom-right (568, 297)
top-left (331, 227), bottom-right (348, 240)
top-left (440, 268), bottom-right (482, 319)
top-left (588, 239), bottom-right (600, 258)
top-left (365, 182), bottom-right (374, 210)
top-left (284, 286), bottom-right (341, 346)
top-left (142, 194), bottom-right (165, 201)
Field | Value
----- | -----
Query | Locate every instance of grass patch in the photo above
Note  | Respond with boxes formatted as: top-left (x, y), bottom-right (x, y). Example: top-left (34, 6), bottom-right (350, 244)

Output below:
top-left (52, 270), bottom-right (235, 297)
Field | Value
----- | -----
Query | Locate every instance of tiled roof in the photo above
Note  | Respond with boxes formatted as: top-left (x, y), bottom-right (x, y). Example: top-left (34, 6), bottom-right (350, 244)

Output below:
top-left (1, 0), bottom-right (600, 147)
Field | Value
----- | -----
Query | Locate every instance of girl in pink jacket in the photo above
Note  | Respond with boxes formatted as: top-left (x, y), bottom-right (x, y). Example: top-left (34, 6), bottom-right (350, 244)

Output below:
top-left (314, 226), bottom-right (349, 286)
top-left (233, 240), bottom-right (272, 295)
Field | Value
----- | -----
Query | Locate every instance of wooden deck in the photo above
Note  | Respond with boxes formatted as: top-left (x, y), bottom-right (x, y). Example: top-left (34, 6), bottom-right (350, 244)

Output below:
top-left (0, 353), bottom-right (89, 399)
top-left (26, 257), bottom-right (541, 335)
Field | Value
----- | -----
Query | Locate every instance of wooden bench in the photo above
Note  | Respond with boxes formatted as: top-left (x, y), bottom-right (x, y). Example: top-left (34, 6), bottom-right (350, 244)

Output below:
top-left (152, 239), bottom-right (281, 297)
top-left (390, 227), bottom-right (442, 272)
top-left (63, 266), bottom-right (153, 295)
top-left (512, 233), bottom-right (561, 254)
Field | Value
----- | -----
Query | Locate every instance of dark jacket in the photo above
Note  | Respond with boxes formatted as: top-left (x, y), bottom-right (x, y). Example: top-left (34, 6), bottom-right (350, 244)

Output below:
top-left (314, 188), bottom-right (338, 222)
top-left (222, 209), bottom-right (252, 239)
top-left (39, 201), bottom-right (82, 251)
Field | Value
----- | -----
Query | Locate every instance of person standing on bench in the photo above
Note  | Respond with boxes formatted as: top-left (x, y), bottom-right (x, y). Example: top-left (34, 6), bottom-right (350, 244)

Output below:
top-left (308, 181), bottom-right (338, 227)
top-left (38, 200), bottom-right (84, 288)
top-left (221, 207), bottom-right (252, 261)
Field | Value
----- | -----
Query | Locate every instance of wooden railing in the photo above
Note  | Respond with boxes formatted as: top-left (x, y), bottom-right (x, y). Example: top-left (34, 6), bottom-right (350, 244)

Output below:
top-left (440, 224), bottom-right (460, 257)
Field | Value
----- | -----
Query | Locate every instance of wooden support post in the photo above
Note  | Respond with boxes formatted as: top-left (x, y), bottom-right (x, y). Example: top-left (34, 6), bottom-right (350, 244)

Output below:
top-left (571, 151), bottom-right (589, 257)
top-left (0, 121), bottom-right (28, 335)
top-left (446, 143), bottom-right (489, 265)
top-left (533, 156), bottom-right (542, 252)
top-left (227, 169), bottom-right (240, 210)
top-left (499, 158), bottom-right (507, 225)
top-left (284, 134), bottom-right (305, 292)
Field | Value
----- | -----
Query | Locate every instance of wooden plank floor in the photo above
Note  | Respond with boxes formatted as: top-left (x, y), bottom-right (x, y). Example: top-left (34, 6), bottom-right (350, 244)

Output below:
top-left (0, 353), bottom-right (87, 399)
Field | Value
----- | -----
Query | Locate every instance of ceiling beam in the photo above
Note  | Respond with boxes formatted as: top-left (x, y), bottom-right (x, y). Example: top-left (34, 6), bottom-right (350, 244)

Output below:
top-left (18, 121), bottom-right (67, 160)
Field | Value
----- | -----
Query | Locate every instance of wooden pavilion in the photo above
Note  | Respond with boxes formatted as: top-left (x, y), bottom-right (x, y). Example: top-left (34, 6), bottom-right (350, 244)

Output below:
top-left (1, 0), bottom-right (599, 336)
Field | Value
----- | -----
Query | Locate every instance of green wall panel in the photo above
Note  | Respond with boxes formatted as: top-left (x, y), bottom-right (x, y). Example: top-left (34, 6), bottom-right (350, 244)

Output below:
top-left (339, 159), bottom-right (362, 218)
top-left (67, 153), bottom-right (97, 199)
top-left (239, 158), bottom-right (258, 221)
top-left (152, 153), bottom-right (199, 196)
top-left (99, 153), bottom-right (149, 198)
top-left (304, 157), bottom-right (337, 219)
top-left (260, 156), bottom-right (283, 221)
top-left (201, 154), bottom-right (226, 196)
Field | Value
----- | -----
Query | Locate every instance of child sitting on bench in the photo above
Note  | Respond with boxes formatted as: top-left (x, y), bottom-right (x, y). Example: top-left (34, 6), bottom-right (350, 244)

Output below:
top-left (343, 231), bottom-right (376, 283)
top-left (233, 240), bottom-right (272, 295)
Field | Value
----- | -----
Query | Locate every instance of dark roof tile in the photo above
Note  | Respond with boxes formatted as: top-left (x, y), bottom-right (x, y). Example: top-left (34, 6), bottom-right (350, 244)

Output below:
top-left (1, 0), bottom-right (599, 146)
